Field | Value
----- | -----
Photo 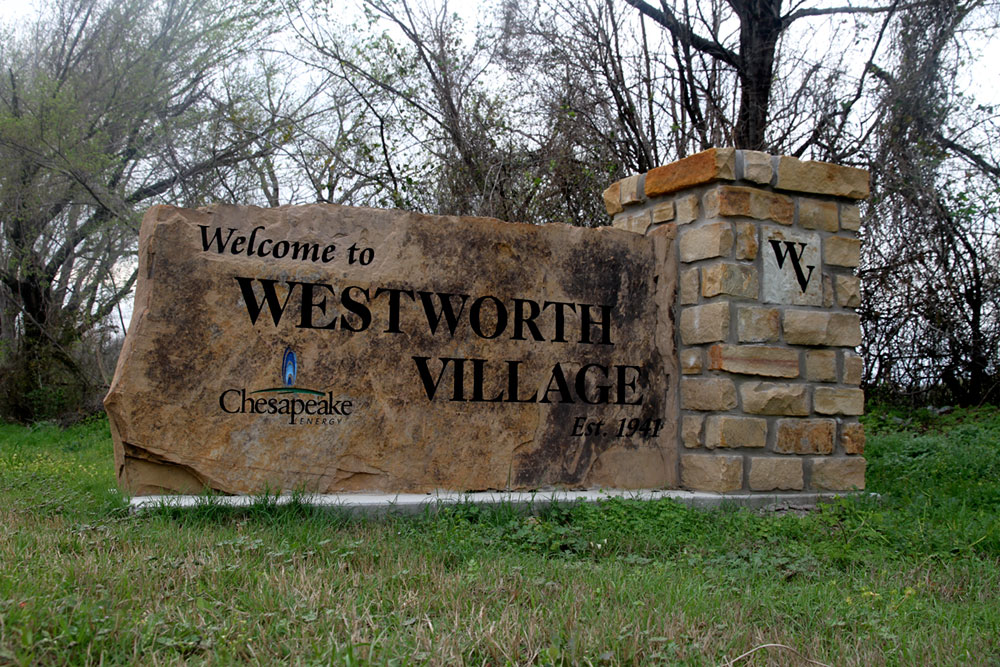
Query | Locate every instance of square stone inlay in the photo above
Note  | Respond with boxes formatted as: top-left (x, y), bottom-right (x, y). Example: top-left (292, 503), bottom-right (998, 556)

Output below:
top-left (762, 226), bottom-right (822, 306)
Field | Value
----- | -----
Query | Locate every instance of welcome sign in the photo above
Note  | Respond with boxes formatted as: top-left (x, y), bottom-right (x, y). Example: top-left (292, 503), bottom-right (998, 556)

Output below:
top-left (106, 204), bottom-right (678, 495)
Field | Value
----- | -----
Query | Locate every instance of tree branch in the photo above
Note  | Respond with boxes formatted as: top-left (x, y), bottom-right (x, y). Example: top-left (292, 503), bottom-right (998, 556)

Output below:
top-left (868, 62), bottom-right (1000, 178)
top-left (932, 131), bottom-right (1000, 179)
top-left (783, 1), bottom-right (932, 26)
top-left (620, 0), bottom-right (740, 68)
top-left (78, 267), bottom-right (138, 335)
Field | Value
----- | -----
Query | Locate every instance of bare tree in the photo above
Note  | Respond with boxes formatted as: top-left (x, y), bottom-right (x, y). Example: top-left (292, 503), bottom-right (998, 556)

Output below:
top-left (615, 0), bottom-right (935, 152)
top-left (861, 0), bottom-right (1000, 404)
top-left (290, 0), bottom-right (555, 221)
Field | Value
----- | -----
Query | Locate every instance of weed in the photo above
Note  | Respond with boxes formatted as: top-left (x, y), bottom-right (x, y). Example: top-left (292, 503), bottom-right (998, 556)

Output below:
top-left (0, 412), bottom-right (999, 664)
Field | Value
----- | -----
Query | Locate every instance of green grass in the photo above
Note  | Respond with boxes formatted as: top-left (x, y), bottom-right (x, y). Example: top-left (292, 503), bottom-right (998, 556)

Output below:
top-left (1, 410), bottom-right (999, 665)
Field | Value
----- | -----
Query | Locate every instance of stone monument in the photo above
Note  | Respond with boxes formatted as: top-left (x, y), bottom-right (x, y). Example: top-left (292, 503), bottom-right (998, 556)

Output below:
top-left (106, 148), bottom-right (866, 497)
top-left (106, 204), bottom-right (678, 494)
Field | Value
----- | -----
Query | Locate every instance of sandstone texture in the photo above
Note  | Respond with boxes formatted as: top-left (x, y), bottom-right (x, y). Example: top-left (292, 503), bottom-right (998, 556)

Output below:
top-left (783, 311), bottom-right (862, 347)
top-left (704, 186), bottom-right (794, 224)
top-left (602, 181), bottom-right (624, 215)
top-left (680, 453), bottom-right (743, 492)
top-left (749, 457), bottom-right (804, 491)
top-left (775, 419), bottom-right (836, 455)
top-left (841, 422), bottom-right (866, 454)
top-left (775, 156), bottom-right (870, 199)
top-left (814, 387), bottom-right (865, 415)
top-left (737, 306), bottom-right (781, 342)
top-left (734, 222), bottom-right (758, 260)
top-left (707, 344), bottom-right (799, 378)
top-left (843, 354), bottom-right (864, 385)
top-left (741, 150), bottom-right (773, 184)
top-left (682, 415), bottom-right (704, 448)
top-left (680, 302), bottom-right (730, 345)
top-left (680, 269), bottom-right (700, 305)
top-left (701, 263), bottom-right (759, 299)
top-left (106, 204), bottom-right (677, 495)
top-left (619, 175), bottom-right (643, 206)
top-left (704, 415), bottom-right (767, 449)
top-left (652, 202), bottom-right (675, 223)
top-left (680, 378), bottom-right (738, 411)
top-left (840, 204), bottom-right (861, 231)
top-left (645, 148), bottom-right (736, 197)
top-left (812, 457), bottom-right (866, 491)
top-left (679, 223), bottom-right (734, 262)
top-left (824, 236), bottom-right (861, 268)
top-left (804, 350), bottom-right (837, 383)
top-left (613, 211), bottom-right (652, 235)
top-left (835, 275), bottom-right (861, 308)
top-left (740, 382), bottom-right (810, 416)
top-left (675, 195), bottom-right (700, 225)
top-left (799, 199), bottom-right (839, 232)
top-left (680, 348), bottom-right (703, 375)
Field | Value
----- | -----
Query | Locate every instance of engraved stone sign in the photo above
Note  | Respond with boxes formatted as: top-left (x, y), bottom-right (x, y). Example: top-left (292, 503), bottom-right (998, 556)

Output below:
top-left (105, 204), bottom-right (677, 495)
top-left (761, 226), bottom-right (822, 306)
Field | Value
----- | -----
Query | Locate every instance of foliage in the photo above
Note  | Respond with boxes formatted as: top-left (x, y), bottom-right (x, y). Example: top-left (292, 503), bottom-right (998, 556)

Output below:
top-left (287, 0), bottom-right (618, 226)
top-left (2, 0), bottom-right (1000, 416)
top-left (0, 0), bottom-right (291, 422)
top-left (1, 410), bottom-right (999, 664)
top-left (288, 0), bottom-right (1000, 404)
top-left (860, 0), bottom-right (1000, 405)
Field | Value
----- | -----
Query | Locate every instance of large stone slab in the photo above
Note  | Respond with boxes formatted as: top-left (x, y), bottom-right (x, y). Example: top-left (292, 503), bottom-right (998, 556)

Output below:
top-left (105, 204), bottom-right (677, 495)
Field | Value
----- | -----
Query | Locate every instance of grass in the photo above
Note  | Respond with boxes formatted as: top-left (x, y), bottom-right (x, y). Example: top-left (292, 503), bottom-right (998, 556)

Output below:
top-left (0, 409), bottom-right (998, 665)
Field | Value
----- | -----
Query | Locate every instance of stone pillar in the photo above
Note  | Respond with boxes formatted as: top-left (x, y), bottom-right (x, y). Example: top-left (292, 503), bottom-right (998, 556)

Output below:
top-left (603, 148), bottom-right (867, 495)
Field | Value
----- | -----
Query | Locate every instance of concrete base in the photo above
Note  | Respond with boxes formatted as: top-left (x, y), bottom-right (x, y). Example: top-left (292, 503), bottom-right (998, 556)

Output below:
top-left (129, 489), bottom-right (865, 515)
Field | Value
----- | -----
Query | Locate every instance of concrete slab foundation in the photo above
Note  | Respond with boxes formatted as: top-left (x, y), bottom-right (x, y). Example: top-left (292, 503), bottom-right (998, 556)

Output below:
top-left (129, 489), bottom-right (866, 516)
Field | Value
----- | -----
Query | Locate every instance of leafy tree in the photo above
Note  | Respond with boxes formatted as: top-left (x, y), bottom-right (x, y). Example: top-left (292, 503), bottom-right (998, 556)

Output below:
top-left (0, 0), bottom-right (288, 420)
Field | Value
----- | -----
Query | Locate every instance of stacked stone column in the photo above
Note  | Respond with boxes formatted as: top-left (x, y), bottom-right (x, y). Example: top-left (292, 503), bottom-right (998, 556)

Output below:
top-left (603, 148), bottom-right (867, 494)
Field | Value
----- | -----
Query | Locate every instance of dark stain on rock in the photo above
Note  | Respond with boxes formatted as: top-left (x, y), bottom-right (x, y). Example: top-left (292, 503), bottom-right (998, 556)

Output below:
top-left (110, 205), bottom-right (674, 495)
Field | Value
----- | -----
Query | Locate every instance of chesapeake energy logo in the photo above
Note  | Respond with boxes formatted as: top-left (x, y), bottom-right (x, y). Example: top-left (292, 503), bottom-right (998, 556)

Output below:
top-left (218, 347), bottom-right (353, 425)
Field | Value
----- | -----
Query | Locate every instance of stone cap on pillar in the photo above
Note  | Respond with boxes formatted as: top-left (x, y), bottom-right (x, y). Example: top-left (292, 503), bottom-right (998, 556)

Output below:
top-left (602, 148), bottom-right (870, 216)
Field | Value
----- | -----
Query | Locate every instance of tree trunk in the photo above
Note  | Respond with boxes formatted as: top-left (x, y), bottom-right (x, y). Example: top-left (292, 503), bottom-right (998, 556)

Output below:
top-left (3, 272), bottom-right (88, 421)
top-left (733, 0), bottom-right (784, 150)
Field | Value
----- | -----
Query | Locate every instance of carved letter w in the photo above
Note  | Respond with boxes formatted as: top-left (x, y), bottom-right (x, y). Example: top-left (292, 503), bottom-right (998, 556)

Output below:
top-left (769, 241), bottom-right (815, 292)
